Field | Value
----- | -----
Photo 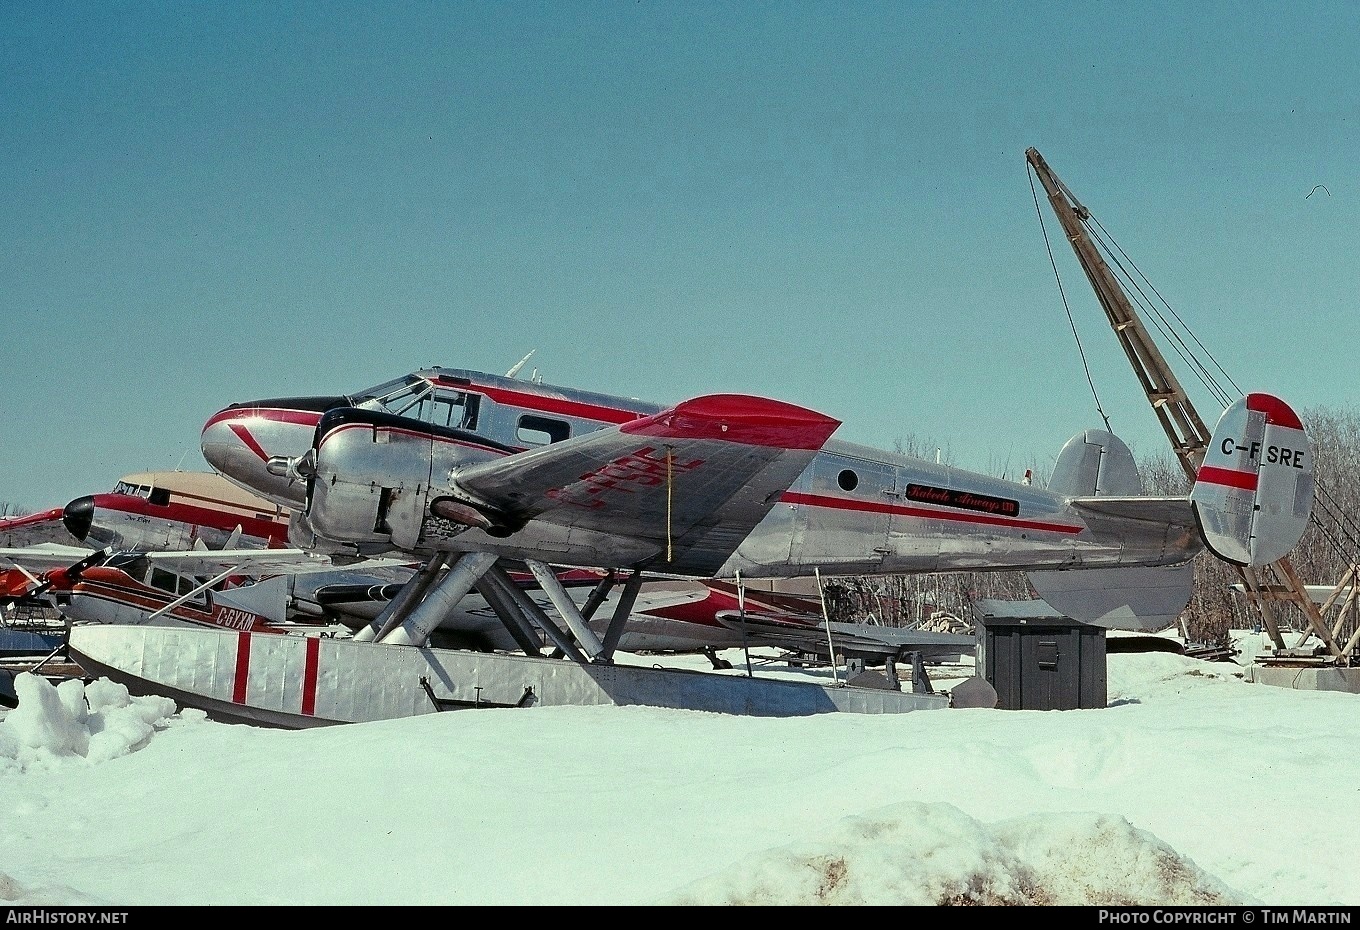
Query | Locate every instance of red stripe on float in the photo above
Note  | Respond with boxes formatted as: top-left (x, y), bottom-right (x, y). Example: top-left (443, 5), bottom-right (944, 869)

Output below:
top-left (302, 636), bottom-right (320, 716)
top-left (233, 632), bottom-right (251, 704)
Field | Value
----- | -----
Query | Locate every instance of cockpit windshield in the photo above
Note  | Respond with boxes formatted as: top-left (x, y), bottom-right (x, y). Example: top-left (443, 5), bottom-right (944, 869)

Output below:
top-left (349, 374), bottom-right (479, 430)
top-left (110, 482), bottom-right (170, 505)
top-left (351, 374), bottom-right (425, 405)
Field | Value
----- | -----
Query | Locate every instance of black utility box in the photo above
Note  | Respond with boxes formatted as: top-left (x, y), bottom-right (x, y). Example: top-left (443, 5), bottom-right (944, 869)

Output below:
top-left (972, 599), bottom-right (1107, 710)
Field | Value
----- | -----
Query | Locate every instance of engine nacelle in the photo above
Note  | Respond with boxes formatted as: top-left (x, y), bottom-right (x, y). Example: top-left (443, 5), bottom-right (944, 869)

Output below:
top-left (305, 408), bottom-right (516, 553)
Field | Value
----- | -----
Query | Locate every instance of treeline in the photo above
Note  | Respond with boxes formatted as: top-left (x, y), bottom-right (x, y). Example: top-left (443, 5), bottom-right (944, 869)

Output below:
top-left (824, 405), bottom-right (1360, 645)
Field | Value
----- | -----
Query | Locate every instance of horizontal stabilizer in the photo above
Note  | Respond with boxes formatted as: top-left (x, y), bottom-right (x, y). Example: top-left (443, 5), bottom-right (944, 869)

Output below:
top-left (1190, 393), bottom-right (1313, 567)
top-left (1065, 496), bottom-right (1197, 529)
top-left (1026, 561), bottom-right (1196, 632)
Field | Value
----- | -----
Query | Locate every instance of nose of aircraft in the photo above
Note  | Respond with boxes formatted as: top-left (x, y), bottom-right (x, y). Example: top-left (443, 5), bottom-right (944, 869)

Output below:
top-left (200, 406), bottom-right (254, 478)
top-left (201, 397), bottom-right (342, 510)
top-left (63, 495), bottom-right (95, 542)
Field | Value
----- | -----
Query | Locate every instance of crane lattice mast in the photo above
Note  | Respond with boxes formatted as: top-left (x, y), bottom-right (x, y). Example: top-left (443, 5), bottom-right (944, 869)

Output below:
top-left (1025, 147), bottom-right (1343, 660)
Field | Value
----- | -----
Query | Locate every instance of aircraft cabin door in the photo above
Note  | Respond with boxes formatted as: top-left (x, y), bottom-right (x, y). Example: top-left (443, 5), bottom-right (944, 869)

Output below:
top-left (789, 452), bottom-right (894, 574)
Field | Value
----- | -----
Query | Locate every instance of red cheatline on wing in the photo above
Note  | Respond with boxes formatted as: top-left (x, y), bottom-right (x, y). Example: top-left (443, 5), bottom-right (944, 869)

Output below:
top-left (0, 508), bottom-right (65, 530)
top-left (620, 394), bottom-right (841, 450)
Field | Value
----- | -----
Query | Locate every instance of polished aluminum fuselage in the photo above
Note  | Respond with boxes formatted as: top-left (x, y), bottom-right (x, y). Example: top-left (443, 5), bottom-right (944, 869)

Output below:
top-left (203, 368), bottom-right (1202, 581)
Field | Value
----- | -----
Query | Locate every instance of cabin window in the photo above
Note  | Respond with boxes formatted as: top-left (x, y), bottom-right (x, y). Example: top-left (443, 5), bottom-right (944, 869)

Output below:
top-left (837, 469), bottom-right (859, 492)
top-left (517, 415), bottom-right (569, 446)
top-left (150, 567), bottom-right (179, 594)
top-left (149, 488), bottom-right (171, 506)
top-left (461, 394), bottom-right (481, 430)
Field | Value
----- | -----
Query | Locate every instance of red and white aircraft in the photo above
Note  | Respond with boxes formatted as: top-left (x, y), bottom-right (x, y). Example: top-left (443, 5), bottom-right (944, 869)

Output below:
top-left (0, 470), bottom-right (291, 554)
top-left (3, 468), bottom-right (908, 664)
top-left (0, 470), bottom-right (294, 613)
top-left (199, 365), bottom-right (1315, 657)
top-left (70, 362), bottom-right (1304, 726)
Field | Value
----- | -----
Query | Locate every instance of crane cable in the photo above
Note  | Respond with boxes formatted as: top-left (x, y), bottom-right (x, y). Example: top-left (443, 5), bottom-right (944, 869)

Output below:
top-left (1029, 168), bottom-right (1112, 433)
top-left (1030, 162), bottom-right (1360, 573)
top-left (666, 446), bottom-right (673, 562)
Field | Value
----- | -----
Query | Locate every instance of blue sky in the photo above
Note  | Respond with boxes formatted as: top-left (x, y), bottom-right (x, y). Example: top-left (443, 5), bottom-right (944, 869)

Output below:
top-left (3, 1), bottom-right (1357, 510)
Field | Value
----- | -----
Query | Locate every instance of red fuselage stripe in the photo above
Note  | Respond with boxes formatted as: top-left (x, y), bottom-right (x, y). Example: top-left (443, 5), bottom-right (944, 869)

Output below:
top-left (228, 423), bottom-right (272, 463)
top-left (302, 637), bottom-right (320, 716)
top-left (92, 494), bottom-right (288, 542)
top-left (233, 632), bottom-right (251, 704)
top-left (779, 491), bottom-right (1083, 535)
top-left (202, 408), bottom-right (324, 431)
top-left (455, 381), bottom-right (647, 424)
top-left (1196, 465), bottom-right (1259, 491)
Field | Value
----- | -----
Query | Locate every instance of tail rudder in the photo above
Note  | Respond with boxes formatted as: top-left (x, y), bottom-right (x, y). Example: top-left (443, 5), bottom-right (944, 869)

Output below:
top-left (1030, 429), bottom-right (1193, 631)
top-left (1047, 429), bottom-right (1143, 497)
top-left (1191, 393), bottom-right (1313, 567)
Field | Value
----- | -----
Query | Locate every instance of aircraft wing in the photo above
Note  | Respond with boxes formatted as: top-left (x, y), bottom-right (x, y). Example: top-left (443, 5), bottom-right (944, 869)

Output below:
top-left (1065, 495), bottom-right (1197, 529)
top-left (0, 508), bottom-right (76, 549)
top-left (134, 548), bottom-right (413, 578)
top-left (450, 394), bottom-right (842, 575)
top-left (718, 613), bottom-right (976, 660)
top-left (0, 544), bottom-right (107, 573)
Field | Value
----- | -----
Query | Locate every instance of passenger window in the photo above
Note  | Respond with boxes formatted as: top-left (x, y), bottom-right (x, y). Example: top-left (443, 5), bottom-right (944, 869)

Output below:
top-left (517, 415), bottom-right (569, 446)
top-left (150, 567), bottom-right (179, 594)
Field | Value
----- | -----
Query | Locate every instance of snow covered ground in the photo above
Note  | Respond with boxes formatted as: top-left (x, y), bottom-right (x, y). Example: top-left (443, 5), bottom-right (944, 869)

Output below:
top-left (1, 635), bottom-right (1355, 906)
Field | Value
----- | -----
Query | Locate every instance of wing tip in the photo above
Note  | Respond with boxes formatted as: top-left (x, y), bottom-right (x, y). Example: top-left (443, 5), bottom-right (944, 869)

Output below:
top-left (0, 507), bottom-right (65, 530)
top-left (621, 394), bottom-right (841, 450)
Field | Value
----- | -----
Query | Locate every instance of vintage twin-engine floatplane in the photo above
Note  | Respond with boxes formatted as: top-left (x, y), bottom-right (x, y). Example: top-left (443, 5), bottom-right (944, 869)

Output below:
top-left (0, 469), bottom-right (293, 618)
top-left (66, 364), bottom-right (1313, 727)
top-left (202, 367), bottom-right (1313, 623)
top-left (0, 470), bottom-right (292, 554)
top-left (0, 466), bottom-right (956, 673)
